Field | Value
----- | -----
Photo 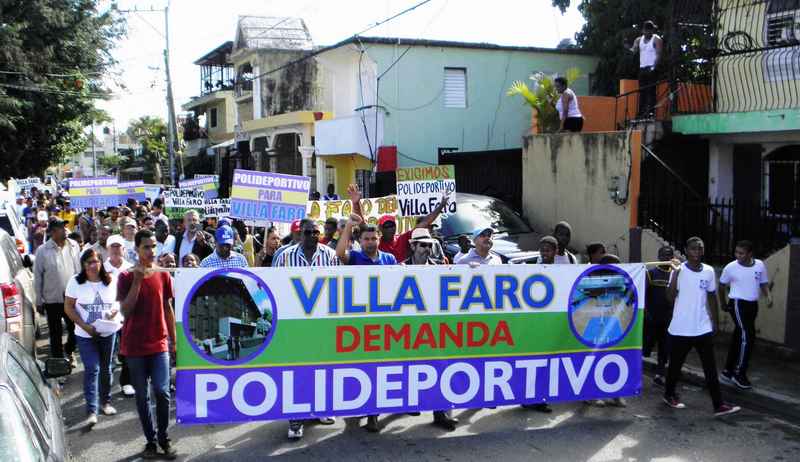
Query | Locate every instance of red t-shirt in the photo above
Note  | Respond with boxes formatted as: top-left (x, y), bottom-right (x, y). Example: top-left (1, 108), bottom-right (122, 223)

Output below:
top-left (117, 270), bottom-right (174, 357)
top-left (379, 230), bottom-right (412, 262)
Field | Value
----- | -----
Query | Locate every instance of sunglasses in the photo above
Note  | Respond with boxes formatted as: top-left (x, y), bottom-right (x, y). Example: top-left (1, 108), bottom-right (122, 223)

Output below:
top-left (416, 242), bottom-right (432, 248)
top-left (303, 229), bottom-right (320, 236)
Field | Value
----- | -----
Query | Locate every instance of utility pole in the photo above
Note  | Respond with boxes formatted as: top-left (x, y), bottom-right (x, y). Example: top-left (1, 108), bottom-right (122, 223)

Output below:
top-left (91, 120), bottom-right (97, 177)
top-left (116, 2), bottom-right (179, 186)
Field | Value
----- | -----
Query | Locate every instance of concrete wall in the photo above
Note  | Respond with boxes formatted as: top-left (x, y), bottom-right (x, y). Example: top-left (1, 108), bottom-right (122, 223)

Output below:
top-left (360, 44), bottom-right (599, 166)
top-left (521, 131), bottom-right (641, 258)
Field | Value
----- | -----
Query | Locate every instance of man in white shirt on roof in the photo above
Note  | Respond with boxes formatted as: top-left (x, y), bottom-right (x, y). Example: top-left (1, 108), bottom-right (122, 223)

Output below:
top-left (629, 20), bottom-right (663, 118)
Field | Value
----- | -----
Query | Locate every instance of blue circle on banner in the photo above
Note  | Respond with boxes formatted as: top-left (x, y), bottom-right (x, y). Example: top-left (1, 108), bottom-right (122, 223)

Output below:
top-left (182, 268), bottom-right (278, 366)
top-left (567, 265), bottom-right (638, 349)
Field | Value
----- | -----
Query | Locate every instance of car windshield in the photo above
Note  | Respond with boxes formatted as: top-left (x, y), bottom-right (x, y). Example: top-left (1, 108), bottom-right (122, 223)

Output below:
top-left (439, 198), bottom-right (532, 238)
top-left (0, 387), bottom-right (42, 461)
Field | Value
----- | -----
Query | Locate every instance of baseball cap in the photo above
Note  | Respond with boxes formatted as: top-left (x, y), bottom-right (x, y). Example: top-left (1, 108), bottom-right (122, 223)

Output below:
top-left (121, 217), bottom-right (137, 228)
top-left (215, 226), bottom-right (235, 246)
top-left (290, 220), bottom-right (301, 233)
top-left (107, 234), bottom-right (126, 247)
top-left (47, 218), bottom-right (66, 231)
top-left (36, 211), bottom-right (48, 222)
top-left (410, 228), bottom-right (436, 243)
top-left (472, 227), bottom-right (494, 240)
top-left (378, 215), bottom-right (396, 227)
top-left (218, 217), bottom-right (232, 227)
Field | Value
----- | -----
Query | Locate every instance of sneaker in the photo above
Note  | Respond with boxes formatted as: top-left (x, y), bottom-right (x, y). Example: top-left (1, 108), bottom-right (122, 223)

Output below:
top-left (406, 412), bottom-right (421, 416)
top-left (522, 403), bottom-right (553, 413)
top-left (122, 384), bottom-right (135, 397)
top-left (159, 439), bottom-right (177, 460)
top-left (287, 422), bottom-right (304, 440)
top-left (317, 416), bottom-right (336, 425)
top-left (85, 413), bottom-right (98, 428)
top-left (663, 395), bottom-right (686, 409)
top-left (432, 411), bottom-right (458, 431)
top-left (608, 397), bottom-right (627, 408)
top-left (142, 442), bottom-right (159, 459)
top-left (101, 403), bottom-right (117, 416)
top-left (719, 370), bottom-right (735, 385)
top-left (714, 403), bottom-right (741, 417)
top-left (732, 375), bottom-right (753, 390)
top-left (653, 375), bottom-right (665, 387)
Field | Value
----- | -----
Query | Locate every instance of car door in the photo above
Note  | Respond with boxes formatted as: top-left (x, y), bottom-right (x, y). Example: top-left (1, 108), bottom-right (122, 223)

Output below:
top-left (1, 237), bottom-right (35, 354)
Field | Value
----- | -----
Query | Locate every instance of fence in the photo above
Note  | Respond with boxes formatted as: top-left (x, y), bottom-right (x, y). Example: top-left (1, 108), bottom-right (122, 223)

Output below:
top-left (639, 195), bottom-right (798, 264)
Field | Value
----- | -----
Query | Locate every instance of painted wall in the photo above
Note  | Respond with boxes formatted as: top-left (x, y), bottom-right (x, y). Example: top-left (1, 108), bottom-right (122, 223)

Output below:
top-left (359, 44), bottom-right (598, 166)
top-left (521, 131), bottom-right (641, 257)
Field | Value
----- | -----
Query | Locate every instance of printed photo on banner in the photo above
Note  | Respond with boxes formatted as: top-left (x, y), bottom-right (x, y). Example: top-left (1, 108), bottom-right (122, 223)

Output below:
top-left (183, 268), bottom-right (276, 364)
top-left (306, 195), bottom-right (415, 233)
top-left (229, 169), bottom-right (310, 223)
top-left (118, 180), bottom-right (146, 203)
top-left (68, 176), bottom-right (119, 209)
top-left (165, 188), bottom-right (205, 219)
top-left (204, 198), bottom-right (231, 218)
top-left (179, 176), bottom-right (219, 199)
top-left (396, 165), bottom-right (457, 217)
top-left (174, 264), bottom-right (645, 425)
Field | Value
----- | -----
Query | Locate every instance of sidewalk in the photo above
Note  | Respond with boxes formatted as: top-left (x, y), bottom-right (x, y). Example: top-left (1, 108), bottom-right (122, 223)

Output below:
top-left (642, 332), bottom-right (800, 420)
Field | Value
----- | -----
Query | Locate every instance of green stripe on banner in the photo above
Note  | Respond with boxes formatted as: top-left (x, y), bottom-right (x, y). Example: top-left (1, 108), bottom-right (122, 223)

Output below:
top-left (176, 310), bottom-right (643, 369)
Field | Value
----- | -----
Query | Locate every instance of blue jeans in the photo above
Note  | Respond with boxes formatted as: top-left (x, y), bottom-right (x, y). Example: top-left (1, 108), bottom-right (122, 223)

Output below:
top-left (127, 352), bottom-right (171, 444)
top-left (76, 335), bottom-right (115, 415)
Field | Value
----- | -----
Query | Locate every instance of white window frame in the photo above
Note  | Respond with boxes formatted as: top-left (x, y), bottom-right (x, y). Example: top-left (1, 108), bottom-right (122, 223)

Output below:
top-left (443, 67), bottom-right (467, 109)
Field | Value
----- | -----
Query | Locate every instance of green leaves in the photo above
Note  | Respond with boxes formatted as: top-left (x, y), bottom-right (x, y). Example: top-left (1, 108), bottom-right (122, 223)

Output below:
top-left (507, 68), bottom-right (582, 134)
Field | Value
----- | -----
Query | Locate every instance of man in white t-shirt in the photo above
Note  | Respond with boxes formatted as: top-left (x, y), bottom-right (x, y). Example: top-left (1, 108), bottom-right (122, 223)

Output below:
top-left (663, 237), bottom-right (740, 417)
top-left (719, 240), bottom-right (771, 390)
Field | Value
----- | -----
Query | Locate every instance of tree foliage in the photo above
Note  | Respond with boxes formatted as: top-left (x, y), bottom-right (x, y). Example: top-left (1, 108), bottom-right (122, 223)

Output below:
top-left (507, 68), bottom-right (582, 133)
top-left (0, 0), bottom-right (125, 179)
top-left (550, 0), bottom-right (671, 95)
top-left (127, 115), bottom-right (167, 184)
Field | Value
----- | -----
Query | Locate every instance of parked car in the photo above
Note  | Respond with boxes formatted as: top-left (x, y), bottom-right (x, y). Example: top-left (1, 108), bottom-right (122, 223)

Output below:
top-left (0, 333), bottom-right (69, 462)
top-left (0, 191), bottom-right (29, 255)
top-left (0, 229), bottom-right (37, 354)
top-left (438, 193), bottom-right (541, 264)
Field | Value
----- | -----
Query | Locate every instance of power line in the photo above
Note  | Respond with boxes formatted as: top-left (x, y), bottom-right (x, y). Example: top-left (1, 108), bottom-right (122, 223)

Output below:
top-left (0, 82), bottom-right (112, 99)
top-left (244, 0), bottom-right (434, 83)
top-left (398, 150), bottom-right (437, 166)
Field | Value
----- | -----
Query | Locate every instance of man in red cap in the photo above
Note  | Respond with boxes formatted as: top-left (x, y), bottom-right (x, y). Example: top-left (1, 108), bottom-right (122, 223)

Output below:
top-left (348, 184), bottom-right (450, 262)
top-left (272, 219), bottom-right (302, 264)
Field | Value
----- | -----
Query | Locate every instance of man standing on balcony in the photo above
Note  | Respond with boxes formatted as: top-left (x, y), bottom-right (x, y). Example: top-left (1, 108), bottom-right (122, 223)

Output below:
top-left (629, 20), bottom-right (663, 118)
top-left (719, 240), bottom-right (772, 390)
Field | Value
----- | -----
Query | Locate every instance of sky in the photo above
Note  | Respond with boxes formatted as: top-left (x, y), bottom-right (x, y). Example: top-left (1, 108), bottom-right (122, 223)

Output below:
top-left (97, 0), bottom-right (586, 134)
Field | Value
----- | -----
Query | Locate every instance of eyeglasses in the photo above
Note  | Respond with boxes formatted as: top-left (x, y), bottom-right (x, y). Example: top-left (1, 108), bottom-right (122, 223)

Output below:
top-left (416, 242), bottom-right (432, 248)
top-left (303, 229), bottom-right (320, 236)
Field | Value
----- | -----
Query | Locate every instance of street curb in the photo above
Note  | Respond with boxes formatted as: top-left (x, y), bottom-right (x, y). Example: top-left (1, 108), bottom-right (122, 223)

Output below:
top-left (642, 357), bottom-right (800, 421)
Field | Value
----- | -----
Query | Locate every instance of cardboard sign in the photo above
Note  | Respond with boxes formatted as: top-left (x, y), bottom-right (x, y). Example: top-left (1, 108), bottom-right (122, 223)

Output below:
top-left (306, 196), bottom-right (415, 233)
top-left (204, 198), bottom-right (231, 218)
top-left (396, 165), bottom-right (457, 217)
top-left (175, 264), bottom-right (645, 424)
top-left (179, 176), bottom-right (219, 200)
top-left (69, 177), bottom-right (119, 209)
top-left (229, 170), bottom-right (310, 223)
top-left (165, 188), bottom-right (205, 219)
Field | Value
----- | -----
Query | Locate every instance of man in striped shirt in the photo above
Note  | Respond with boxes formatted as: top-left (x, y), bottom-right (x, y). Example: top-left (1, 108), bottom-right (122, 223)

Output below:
top-left (199, 226), bottom-right (248, 268)
top-left (272, 218), bottom-right (338, 440)
top-left (273, 219), bottom-right (339, 267)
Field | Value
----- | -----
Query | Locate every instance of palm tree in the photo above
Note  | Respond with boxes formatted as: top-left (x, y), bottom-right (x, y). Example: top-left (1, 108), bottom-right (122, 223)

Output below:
top-left (127, 116), bottom-right (168, 184)
top-left (507, 68), bottom-right (582, 134)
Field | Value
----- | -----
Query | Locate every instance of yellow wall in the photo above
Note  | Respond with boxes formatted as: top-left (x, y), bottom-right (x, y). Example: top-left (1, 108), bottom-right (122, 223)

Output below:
top-left (521, 131), bottom-right (640, 257)
top-left (322, 154), bottom-right (372, 197)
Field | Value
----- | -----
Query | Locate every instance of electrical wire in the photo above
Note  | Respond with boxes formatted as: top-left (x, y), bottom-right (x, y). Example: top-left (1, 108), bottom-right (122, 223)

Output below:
top-left (397, 150), bottom-right (437, 166)
top-left (0, 82), bottom-right (113, 99)
top-left (378, 85), bottom-right (444, 110)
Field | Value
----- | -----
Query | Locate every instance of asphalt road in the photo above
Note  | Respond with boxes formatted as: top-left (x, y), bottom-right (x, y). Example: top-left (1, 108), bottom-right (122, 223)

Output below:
top-left (57, 358), bottom-right (800, 462)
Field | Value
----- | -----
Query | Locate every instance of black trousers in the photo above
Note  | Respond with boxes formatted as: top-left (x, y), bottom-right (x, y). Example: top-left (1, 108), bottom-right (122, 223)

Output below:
top-left (643, 320), bottom-right (670, 376)
top-left (45, 302), bottom-right (75, 358)
top-left (665, 333), bottom-right (723, 410)
top-left (563, 117), bottom-right (584, 132)
top-left (724, 299), bottom-right (758, 377)
top-left (638, 67), bottom-right (658, 117)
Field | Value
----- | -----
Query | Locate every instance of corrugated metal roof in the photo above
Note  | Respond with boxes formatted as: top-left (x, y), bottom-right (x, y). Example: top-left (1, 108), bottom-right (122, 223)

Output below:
top-left (234, 16), bottom-right (313, 51)
top-left (341, 36), bottom-right (593, 56)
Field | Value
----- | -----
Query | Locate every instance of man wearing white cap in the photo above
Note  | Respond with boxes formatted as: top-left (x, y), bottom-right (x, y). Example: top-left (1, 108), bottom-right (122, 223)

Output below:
top-left (120, 217), bottom-right (139, 263)
top-left (104, 235), bottom-right (134, 277)
top-left (457, 227), bottom-right (502, 266)
top-left (403, 228), bottom-right (460, 431)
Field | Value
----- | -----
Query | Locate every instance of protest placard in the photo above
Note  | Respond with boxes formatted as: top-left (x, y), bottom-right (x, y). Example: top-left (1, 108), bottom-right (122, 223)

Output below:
top-left (179, 176), bottom-right (219, 199)
top-left (396, 165), bottom-right (457, 217)
top-left (13, 177), bottom-right (42, 193)
top-left (165, 188), bottom-right (205, 219)
top-left (306, 196), bottom-right (415, 233)
top-left (229, 169), bottom-right (310, 223)
top-left (144, 185), bottom-right (163, 202)
top-left (68, 177), bottom-right (119, 209)
top-left (175, 263), bottom-right (644, 424)
top-left (204, 198), bottom-right (231, 218)
top-left (117, 180), bottom-right (146, 203)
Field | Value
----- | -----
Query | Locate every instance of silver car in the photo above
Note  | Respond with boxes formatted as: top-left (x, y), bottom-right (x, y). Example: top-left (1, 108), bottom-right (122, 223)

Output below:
top-left (0, 229), bottom-right (37, 354)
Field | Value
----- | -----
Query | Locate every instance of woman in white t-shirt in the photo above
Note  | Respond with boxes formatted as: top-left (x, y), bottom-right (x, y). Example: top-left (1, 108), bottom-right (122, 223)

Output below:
top-left (64, 248), bottom-right (122, 427)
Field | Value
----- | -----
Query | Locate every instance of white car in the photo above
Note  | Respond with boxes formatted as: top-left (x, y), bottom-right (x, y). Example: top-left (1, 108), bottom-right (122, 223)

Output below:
top-left (0, 191), bottom-right (28, 256)
top-left (0, 229), bottom-right (37, 354)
